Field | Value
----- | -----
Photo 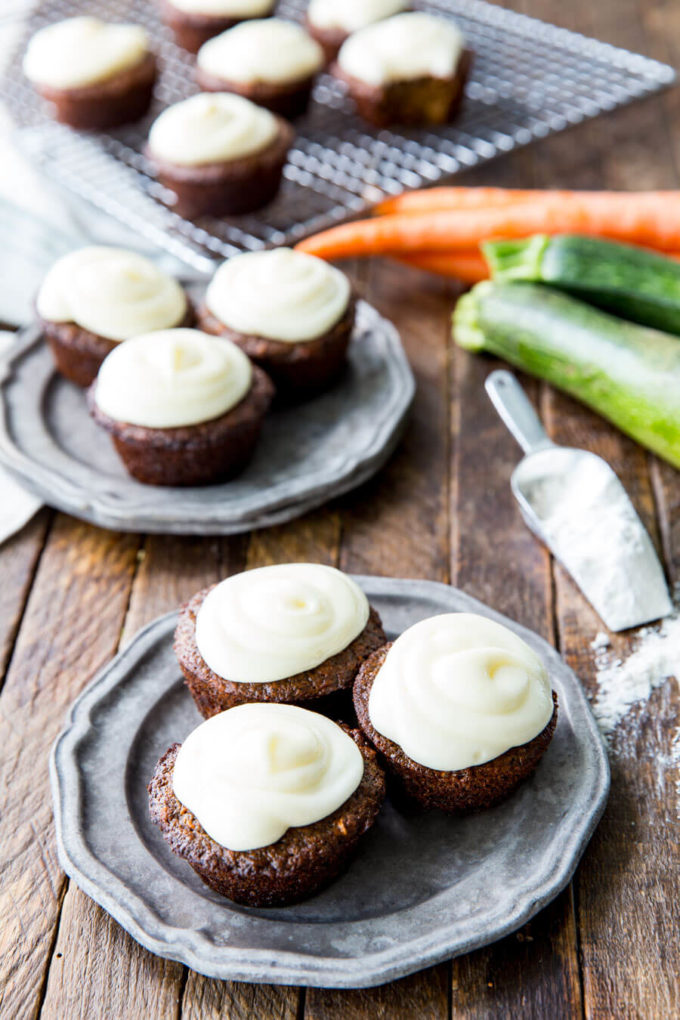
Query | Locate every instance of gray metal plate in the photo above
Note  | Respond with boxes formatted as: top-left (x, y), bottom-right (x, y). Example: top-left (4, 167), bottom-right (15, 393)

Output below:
top-left (51, 576), bottom-right (610, 989)
top-left (0, 302), bottom-right (414, 534)
top-left (2, 0), bottom-right (674, 271)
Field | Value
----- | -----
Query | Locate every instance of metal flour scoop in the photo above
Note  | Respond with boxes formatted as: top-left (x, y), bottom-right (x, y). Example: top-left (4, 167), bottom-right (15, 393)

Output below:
top-left (485, 370), bottom-right (672, 632)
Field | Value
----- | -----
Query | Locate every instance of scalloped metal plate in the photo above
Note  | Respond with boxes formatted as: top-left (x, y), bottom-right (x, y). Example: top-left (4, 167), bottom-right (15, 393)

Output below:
top-left (51, 576), bottom-right (609, 988)
top-left (0, 301), bottom-right (414, 534)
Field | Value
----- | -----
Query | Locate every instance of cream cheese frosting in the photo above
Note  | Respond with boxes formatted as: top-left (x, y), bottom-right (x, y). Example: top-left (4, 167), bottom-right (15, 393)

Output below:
top-left (148, 92), bottom-right (278, 167)
top-left (197, 19), bottom-right (324, 85)
top-left (308, 0), bottom-right (408, 33)
top-left (205, 248), bottom-right (350, 342)
top-left (368, 613), bottom-right (554, 771)
top-left (23, 17), bottom-right (149, 90)
top-left (195, 563), bottom-right (369, 683)
top-left (172, 703), bottom-right (364, 851)
top-left (337, 12), bottom-right (464, 87)
top-left (37, 247), bottom-right (187, 342)
top-left (94, 328), bottom-right (252, 428)
top-left (169, 0), bottom-right (274, 15)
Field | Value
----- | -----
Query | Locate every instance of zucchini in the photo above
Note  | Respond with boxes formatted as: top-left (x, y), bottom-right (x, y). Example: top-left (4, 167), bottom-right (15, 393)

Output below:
top-left (453, 281), bottom-right (680, 468)
top-left (483, 234), bottom-right (680, 336)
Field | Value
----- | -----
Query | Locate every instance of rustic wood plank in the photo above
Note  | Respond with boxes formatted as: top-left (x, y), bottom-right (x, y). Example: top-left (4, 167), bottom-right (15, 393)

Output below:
top-left (182, 973), bottom-right (299, 1020)
top-left (0, 508), bottom-right (50, 685)
top-left (0, 517), bottom-right (139, 1020)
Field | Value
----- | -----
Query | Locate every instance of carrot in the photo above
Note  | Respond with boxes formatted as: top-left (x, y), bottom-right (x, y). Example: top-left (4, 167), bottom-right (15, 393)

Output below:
top-left (392, 251), bottom-right (489, 282)
top-left (295, 194), bottom-right (680, 259)
top-left (374, 187), bottom-right (680, 217)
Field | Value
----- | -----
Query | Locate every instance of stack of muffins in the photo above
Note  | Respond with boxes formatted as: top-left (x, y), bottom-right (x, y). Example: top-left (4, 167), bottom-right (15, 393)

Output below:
top-left (22, 2), bottom-right (472, 219)
top-left (148, 562), bottom-right (558, 906)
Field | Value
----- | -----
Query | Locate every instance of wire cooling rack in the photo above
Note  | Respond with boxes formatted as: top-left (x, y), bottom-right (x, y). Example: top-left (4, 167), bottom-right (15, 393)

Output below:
top-left (2, 0), bottom-right (676, 270)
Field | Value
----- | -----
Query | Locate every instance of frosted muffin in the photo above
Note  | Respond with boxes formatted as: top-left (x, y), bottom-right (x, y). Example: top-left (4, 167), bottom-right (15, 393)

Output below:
top-left (147, 92), bottom-right (293, 218)
top-left (334, 12), bottom-right (470, 127)
top-left (23, 17), bottom-right (156, 129)
top-left (148, 703), bottom-right (386, 906)
top-left (354, 613), bottom-right (558, 811)
top-left (196, 19), bottom-right (324, 120)
top-left (174, 563), bottom-right (387, 716)
top-left (159, 0), bottom-right (276, 54)
top-left (87, 327), bottom-right (273, 485)
top-left (306, 0), bottom-right (408, 62)
top-left (198, 248), bottom-right (354, 398)
top-left (37, 247), bottom-right (190, 386)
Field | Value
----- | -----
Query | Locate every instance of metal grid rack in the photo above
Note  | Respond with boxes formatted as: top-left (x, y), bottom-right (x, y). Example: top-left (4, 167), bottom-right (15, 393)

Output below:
top-left (2, 0), bottom-right (676, 270)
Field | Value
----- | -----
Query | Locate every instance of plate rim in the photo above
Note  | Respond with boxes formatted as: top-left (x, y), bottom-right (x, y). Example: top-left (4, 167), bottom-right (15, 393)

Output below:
top-left (0, 302), bottom-right (415, 534)
top-left (51, 575), bottom-right (610, 988)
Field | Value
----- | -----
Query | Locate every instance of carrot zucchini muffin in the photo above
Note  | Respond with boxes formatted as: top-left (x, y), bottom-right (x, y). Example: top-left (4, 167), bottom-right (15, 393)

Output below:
top-left (354, 613), bottom-right (558, 811)
top-left (88, 327), bottom-right (273, 486)
top-left (147, 92), bottom-right (293, 218)
top-left (23, 17), bottom-right (156, 129)
top-left (334, 12), bottom-right (470, 128)
top-left (37, 247), bottom-right (190, 387)
top-left (306, 0), bottom-right (408, 63)
top-left (198, 248), bottom-right (354, 399)
top-left (159, 0), bottom-right (276, 54)
top-left (174, 563), bottom-right (386, 716)
top-left (196, 18), bottom-right (324, 119)
top-left (148, 703), bottom-right (386, 906)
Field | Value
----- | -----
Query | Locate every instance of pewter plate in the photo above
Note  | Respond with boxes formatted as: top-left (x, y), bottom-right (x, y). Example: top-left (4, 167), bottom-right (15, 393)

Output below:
top-left (0, 302), bottom-right (414, 534)
top-left (51, 577), bottom-right (610, 989)
top-left (2, 0), bottom-right (675, 271)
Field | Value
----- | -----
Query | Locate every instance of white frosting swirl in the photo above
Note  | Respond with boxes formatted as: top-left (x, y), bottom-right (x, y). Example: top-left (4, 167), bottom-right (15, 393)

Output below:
top-left (338, 12), bottom-right (464, 86)
top-left (23, 17), bottom-right (148, 90)
top-left (308, 0), bottom-right (408, 33)
top-left (37, 247), bottom-right (187, 342)
top-left (368, 613), bottom-right (554, 771)
top-left (148, 92), bottom-right (278, 167)
top-left (173, 703), bottom-right (364, 851)
top-left (195, 563), bottom-right (369, 683)
top-left (197, 19), bottom-right (324, 85)
top-left (205, 249), bottom-right (350, 342)
top-left (94, 328), bottom-right (252, 428)
top-left (169, 0), bottom-right (274, 15)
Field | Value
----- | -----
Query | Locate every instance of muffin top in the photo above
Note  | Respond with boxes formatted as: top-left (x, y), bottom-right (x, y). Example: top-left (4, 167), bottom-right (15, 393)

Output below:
top-left (172, 703), bottom-right (365, 851)
top-left (148, 92), bottom-right (279, 167)
top-left (307, 0), bottom-right (408, 34)
top-left (195, 563), bottom-right (370, 683)
top-left (205, 248), bottom-right (350, 342)
top-left (93, 327), bottom-right (252, 428)
top-left (197, 18), bottom-right (324, 85)
top-left (37, 247), bottom-right (187, 342)
top-left (23, 17), bottom-right (149, 90)
top-left (168, 0), bottom-right (275, 15)
top-left (337, 12), bottom-right (464, 87)
top-left (368, 613), bottom-right (554, 771)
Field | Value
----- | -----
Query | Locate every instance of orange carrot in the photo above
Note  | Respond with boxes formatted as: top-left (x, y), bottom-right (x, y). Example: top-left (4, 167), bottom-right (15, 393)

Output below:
top-left (392, 251), bottom-right (489, 283)
top-left (295, 194), bottom-right (680, 259)
top-left (374, 187), bottom-right (680, 217)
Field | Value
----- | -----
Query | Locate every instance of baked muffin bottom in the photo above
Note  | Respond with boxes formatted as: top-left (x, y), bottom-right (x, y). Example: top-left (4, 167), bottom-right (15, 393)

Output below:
top-left (41, 304), bottom-right (193, 388)
top-left (35, 51), bottom-right (157, 130)
top-left (335, 48), bottom-right (472, 128)
top-left (159, 0), bottom-right (261, 53)
top-left (304, 17), bottom-right (348, 64)
top-left (147, 119), bottom-right (294, 219)
top-left (196, 66), bottom-right (316, 120)
top-left (197, 297), bottom-right (355, 400)
top-left (174, 585), bottom-right (387, 717)
top-left (148, 728), bottom-right (386, 907)
top-left (87, 365), bottom-right (273, 486)
top-left (353, 642), bottom-right (558, 812)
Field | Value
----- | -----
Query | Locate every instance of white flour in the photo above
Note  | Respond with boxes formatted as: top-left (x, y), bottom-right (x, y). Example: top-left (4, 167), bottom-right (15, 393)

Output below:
top-left (522, 452), bottom-right (672, 631)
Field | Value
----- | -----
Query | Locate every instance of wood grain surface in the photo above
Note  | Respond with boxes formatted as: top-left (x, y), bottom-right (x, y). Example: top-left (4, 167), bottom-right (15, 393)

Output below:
top-left (1, 1), bottom-right (679, 1018)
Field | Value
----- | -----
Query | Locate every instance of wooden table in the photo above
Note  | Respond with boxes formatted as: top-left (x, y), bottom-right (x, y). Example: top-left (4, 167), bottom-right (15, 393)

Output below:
top-left (2, 1), bottom-right (680, 1017)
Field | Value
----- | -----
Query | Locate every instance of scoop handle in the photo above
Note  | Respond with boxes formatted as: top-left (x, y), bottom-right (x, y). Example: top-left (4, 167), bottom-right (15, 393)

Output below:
top-left (484, 370), bottom-right (553, 454)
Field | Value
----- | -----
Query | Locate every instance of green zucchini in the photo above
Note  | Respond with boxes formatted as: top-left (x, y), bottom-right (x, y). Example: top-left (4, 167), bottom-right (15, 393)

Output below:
top-left (483, 234), bottom-right (680, 336)
top-left (453, 281), bottom-right (680, 468)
